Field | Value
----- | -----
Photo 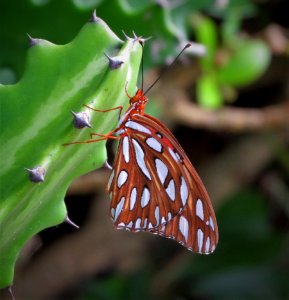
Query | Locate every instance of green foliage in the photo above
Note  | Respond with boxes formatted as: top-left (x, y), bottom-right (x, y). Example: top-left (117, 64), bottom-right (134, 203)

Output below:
top-left (0, 1), bottom-right (272, 110)
top-left (217, 40), bottom-right (271, 86)
top-left (193, 13), bottom-right (271, 108)
top-left (0, 17), bottom-right (142, 289)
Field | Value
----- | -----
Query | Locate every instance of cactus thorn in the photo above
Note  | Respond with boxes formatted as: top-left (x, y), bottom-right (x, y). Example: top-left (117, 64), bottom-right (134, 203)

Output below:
top-left (25, 166), bottom-right (46, 183)
top-left (132, 31), bottom-right (138, 39)
top-left (72, 111), bottom-right (92, 129)
top-left (65, 216), bottom-right (80, 229)
top-left (89, 9), bottom-right (100, 23)
top-left (104, 160), bottom-right (112, 170)
top-left (126, 31), bottom-right (151, 45)
top-left (122, 30), bottom-right (133, 41)
top-left (27, 33), bottom-right (39, 47)
top-left (104, 53), bottom-right (124, 69)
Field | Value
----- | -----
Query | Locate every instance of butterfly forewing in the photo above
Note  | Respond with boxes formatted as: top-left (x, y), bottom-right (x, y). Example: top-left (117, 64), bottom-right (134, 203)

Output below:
top-left (107, 113), bottom-right (218, 253)
top-left (108, 119), bottom-right (189, 230)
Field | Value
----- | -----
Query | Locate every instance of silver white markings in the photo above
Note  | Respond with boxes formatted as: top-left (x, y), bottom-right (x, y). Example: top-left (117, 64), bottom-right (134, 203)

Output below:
top-left (155, 158), bottom-right (168, 184)
top-left (117, 170), bottom-right (128, 188)
top-left (197, 228), bottom-right (204, 253)
top-left (179, 216), bottom-right (189, 242)
top-left (146, 137), bottom-right (162, 152)
top-left (115, 197), bottom-right (125, 221)
top-left (125, 120), bottom-right (152, 134)
top-left (180, 177), bottom-right (189, 206)
top-left (135, 218), bottom-right (142, 229)
top-left (143, 218), bottom-right (148, 228)
top-left (130, 187), bottom-right (137, 210)
top-left (196, 199), bottom-right (204, 220)
top-left (155, 206), bottom-right (160, 225)
top-left (122, 136), bottom-right (130, 163)
top-left (205, 237), bottom-right (210, 253)
top-left (209, 216), bottom-right (215, 231)
top-left (132, 139), bottom-right (152, 180)
top-left (168, 148), bottom-right (179, 163)
top-left (166, 179), bottom-right (176, 201)
top-left (141, 187), bottom-right (150, 208)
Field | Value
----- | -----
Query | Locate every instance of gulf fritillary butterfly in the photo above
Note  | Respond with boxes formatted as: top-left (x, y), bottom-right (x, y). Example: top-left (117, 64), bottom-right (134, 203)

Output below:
top-left (68, 40), bottom-right (218, 254)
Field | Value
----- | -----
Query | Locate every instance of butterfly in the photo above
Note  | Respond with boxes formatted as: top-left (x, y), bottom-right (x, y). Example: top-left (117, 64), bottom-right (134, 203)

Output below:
top-left (68, 41), bottom-right (218, 254)
top-left (106, 87), bottom-right (218, 254)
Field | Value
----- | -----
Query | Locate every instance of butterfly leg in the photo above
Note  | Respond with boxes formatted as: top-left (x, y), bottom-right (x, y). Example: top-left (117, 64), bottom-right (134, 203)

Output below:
top-left (63, 130), bottom-right (119, 146)
top-left (90, 132), bottom-right (115, 138)
top-left (84, 104), bottom-right (123, 114)
top-left (84, 104), bottom-right (123, 122)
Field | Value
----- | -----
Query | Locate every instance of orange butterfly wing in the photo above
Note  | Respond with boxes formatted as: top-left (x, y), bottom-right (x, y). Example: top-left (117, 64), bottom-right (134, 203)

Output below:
top-left (107, 114), bottom-right (218, 253)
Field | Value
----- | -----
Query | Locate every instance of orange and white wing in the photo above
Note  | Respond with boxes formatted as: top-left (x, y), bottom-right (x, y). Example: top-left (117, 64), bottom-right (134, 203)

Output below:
top-left (107, 114), bottom-right (218, 253)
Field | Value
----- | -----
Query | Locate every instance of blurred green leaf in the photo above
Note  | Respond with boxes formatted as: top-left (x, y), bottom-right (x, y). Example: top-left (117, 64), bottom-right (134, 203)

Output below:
top-left (193, 14), bottom-right (218, 71)
top-left (217, 40), bottom-right (271, 86)
top-left (196, 73), bottom-right (223, 108)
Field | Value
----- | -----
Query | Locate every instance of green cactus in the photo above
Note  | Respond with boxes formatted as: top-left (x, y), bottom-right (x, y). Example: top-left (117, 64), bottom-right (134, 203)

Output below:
top-left (0, 14), bottom-right (142, 289)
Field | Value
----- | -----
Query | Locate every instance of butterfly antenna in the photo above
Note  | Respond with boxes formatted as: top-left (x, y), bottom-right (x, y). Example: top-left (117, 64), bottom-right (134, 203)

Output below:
top-left (144, 43), bottom-right (191, 95)
top-left (141, 45), bottom-right (144, 91)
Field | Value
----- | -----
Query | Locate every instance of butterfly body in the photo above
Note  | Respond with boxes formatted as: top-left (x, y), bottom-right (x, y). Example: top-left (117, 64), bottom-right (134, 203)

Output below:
top-left (108, 89), bottom-right (219, 254)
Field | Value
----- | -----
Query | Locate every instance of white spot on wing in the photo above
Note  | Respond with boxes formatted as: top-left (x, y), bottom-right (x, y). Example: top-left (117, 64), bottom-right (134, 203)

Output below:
top-left (155, 206), bottom-right (160, 226)
top-left (175, 152), bottom-right (181, 161)
top-left (125, 120), bottom-right (151, 134)
top-left (179, 216), bottom-right (189, 242)
top-left (132, 139), bottom-right (151, 180)
top-left (143, 218), bottom-right (148, 228)
top-left (155, 158), bottom-right (168, 184)
top-left (135, 218), bottom-right (142, 229)
top-left (196, 199), bottom-right (204, 220)
top-left (130, 188), bottom-right (137, 210)
top-left (146, 137), bottom-right (162, 152)
top-left (168, 148), bottom-right (179, 163)
top-left (180, 177), bottom-right (189, 206)
top-left (205, 237), bottom-right (210, 253)
top-left (166, 179), bottom-right (175, 201)
top-left (167, 212), bottom-right (172, 221)
top-left (117, 170), bottom-right (128, 188)
top-left (115, 197), bottom-right (125, 221)
top-left (197, 229), bottom-right (204, 253)
top-left (161, 216), bottom-right (166, 224)
top-left (122, 136), bottom-right (130, 163)
top-left (209, 217), bottom-right (215, 231)
top-left (141, 187), bottom-right (150, 208)
top-left (127, 221), bottom-right (133, 228)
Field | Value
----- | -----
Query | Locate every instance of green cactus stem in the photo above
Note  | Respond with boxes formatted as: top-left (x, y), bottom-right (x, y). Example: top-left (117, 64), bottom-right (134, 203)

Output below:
top-left (0, 15), bottom-right (142, 289)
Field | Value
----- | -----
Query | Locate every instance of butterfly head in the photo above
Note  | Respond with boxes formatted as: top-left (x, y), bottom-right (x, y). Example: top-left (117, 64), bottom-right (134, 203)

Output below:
top-left (130, 89), bottom-right (147, 104)
top-left (129, 89), bottom-right (147, 115)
